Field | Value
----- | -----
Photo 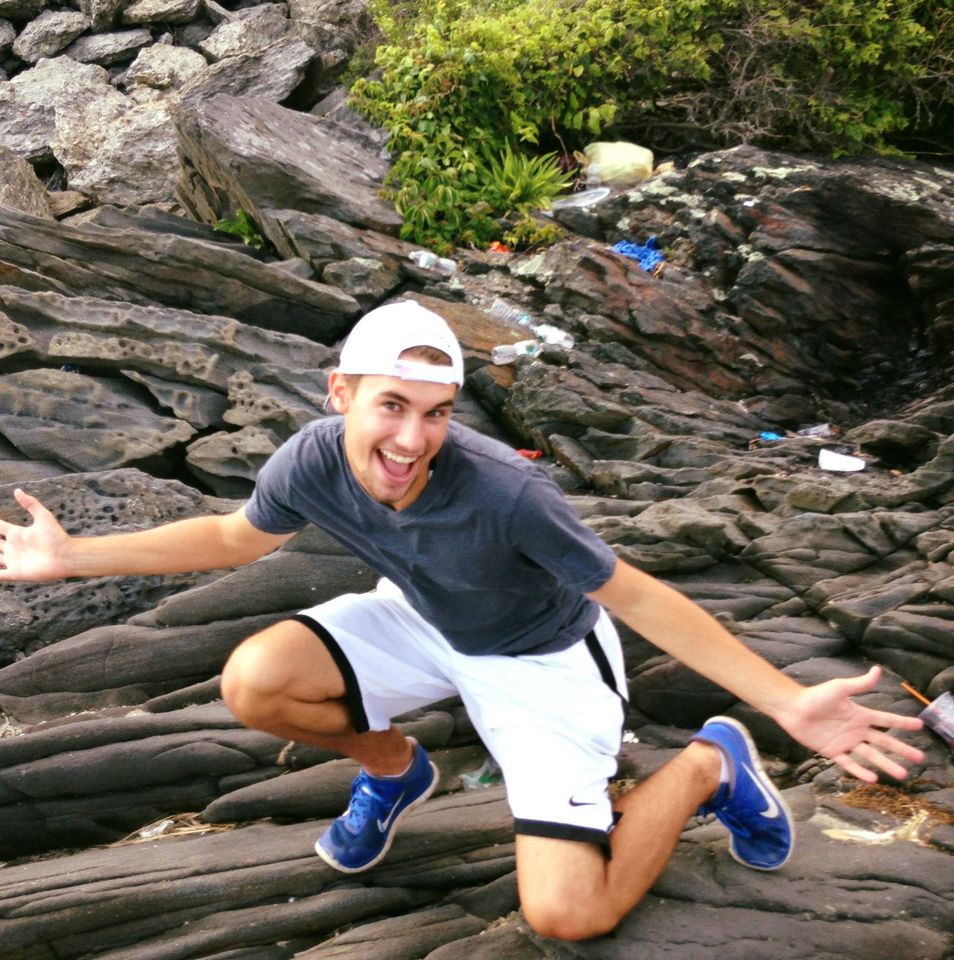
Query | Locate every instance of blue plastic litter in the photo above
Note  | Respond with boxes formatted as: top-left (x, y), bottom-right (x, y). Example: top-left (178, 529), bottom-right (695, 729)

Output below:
top-left (611, 236), bottom-right (665, 273)
top-left (760, 431), bottom-right (784, 442)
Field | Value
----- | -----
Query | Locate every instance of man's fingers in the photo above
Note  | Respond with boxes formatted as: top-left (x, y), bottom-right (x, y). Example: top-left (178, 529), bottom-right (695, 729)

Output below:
top-left (855, 742), bottom-right (915, 780)
top-left (833, 752), bottom-right (879, 783)
top-left (865, 727), bottom-right (925, 764)
top-left (864, 706), bottom-right (923, 733)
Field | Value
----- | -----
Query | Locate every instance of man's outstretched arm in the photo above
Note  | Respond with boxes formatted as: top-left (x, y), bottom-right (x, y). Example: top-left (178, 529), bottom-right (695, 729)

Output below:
top-left (0, 487), bottom-right (293, 582)
top-left (588, 557), bottom-right (924, 782)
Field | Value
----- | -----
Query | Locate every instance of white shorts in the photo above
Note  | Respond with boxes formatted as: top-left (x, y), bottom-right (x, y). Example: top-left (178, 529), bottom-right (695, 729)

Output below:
top-left (294, 578), bottom-right (628, 850)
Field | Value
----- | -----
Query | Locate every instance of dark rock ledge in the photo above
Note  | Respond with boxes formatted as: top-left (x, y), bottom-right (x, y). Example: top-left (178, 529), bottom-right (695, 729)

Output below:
top-left (0, 50), bottom-right (951, 960)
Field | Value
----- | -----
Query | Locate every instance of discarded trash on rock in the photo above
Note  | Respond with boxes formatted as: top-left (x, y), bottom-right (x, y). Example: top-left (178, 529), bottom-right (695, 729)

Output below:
top-left (578, 141), bottom-right (654, 186)
top-left (902, 682), bottom-right (954, 750)
top-left (487, 241), bottom-right (511, 253)
top-left (460, 756), bottom-right (502, 789)
top-left (490, 298), bottom-right (534, 329)
top-left (491, 340), bottom-right (543, 365)
top-left (611, 236), bottom-right (665, 275)
top-left (532, 323), bottom-right (574, 350)
top-left (138, 818), bottom-right (175, 839)
top-left (818, 448), bottom-right (866, 472)
top-left (798, 423), bottom-right (834, 438)
top-left (408, 250), bottom-right (457, 275)
top-left (516, 449), bottom-right (543, 460)
top-left (748, 430), bottom-right (786, 449)
top-left (488, 300), bottom-right (574, 350)
top-left (550, 187), bottom-right (611, 211)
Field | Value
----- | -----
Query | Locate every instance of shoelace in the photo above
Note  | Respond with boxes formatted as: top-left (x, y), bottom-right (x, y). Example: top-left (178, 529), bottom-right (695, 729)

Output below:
top-left (344, 773), bottom-right (406, 833)
top-left (342, 776), bottom-right (386, 832)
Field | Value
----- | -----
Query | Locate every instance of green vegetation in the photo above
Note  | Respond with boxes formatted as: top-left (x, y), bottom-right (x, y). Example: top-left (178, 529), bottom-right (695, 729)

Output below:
top-left (214, 208), bottom-right (267, 250)
top-left (351, 0), bottom-right (952, 251)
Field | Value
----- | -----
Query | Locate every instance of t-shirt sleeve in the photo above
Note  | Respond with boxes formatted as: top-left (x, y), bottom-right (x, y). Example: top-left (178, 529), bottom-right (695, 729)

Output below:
top-left (244, 435), bottom-right (311, 534)
top-left (510, 470), bottom-right (617, 592)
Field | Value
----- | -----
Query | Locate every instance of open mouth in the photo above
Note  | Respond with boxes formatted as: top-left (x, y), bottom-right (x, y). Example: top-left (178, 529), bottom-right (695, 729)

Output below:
top-left (377, 448), bottom-right (418, 483)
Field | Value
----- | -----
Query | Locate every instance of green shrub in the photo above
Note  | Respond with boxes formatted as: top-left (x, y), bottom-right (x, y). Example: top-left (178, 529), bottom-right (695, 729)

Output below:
top-left (670, 0), bottom-right (954, 157)
top-left (389, 142), bottom-right (573, 253)
top-left (351, 0), bottom-right (952, 249)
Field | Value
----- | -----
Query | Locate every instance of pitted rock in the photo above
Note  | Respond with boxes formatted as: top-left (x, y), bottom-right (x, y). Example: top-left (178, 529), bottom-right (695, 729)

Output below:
top-left (0, 368), bottom-right (196, 471)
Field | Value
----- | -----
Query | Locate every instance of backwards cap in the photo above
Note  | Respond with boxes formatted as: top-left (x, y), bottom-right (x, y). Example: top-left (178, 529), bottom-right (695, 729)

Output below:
top-left (336, 301), bottom-right (464, 387)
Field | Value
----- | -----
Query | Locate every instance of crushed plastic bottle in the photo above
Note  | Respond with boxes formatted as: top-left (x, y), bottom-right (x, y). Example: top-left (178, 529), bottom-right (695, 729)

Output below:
top-left (489, 298), bottom-right (534, 328)
top-left (138, 818), bottom-right (175, 839)
top-left (460, 756), bottom-right (502, 789)
top-left (491, 340), bottom-right (542, 365)
top-left (408, 250), bottom-right (457, 275)
top-left (532, 323), bottom-right (574, 350)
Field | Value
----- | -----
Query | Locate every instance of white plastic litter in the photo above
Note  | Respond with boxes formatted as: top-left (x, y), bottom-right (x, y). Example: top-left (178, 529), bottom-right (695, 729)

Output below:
top-left (818, 448), bottom-right (866, 472)
top-left (460, 756), bottom-right (502, 789)
top-left (138, 819), bottom-right (175, 839)
top-left (550, 187), bottom-right (611, 210)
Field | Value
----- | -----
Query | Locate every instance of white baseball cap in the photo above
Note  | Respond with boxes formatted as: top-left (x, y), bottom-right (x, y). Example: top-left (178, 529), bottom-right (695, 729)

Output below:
top-left (336, 301), bottom-right (465, 387)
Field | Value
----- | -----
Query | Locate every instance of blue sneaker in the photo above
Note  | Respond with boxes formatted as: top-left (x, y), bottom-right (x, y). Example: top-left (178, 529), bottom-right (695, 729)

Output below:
top-left (690, 716), bottom-right (794, 870)
top-left (315, 739), bottom-right (439, 873)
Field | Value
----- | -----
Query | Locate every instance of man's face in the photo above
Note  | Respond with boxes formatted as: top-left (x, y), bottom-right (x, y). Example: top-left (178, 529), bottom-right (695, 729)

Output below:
top-left (328, 371), bottom-right (457, 511)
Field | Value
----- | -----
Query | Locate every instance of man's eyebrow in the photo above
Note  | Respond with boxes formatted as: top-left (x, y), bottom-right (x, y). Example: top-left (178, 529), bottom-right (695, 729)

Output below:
top-left (378, 389), bottom-right (455, 411)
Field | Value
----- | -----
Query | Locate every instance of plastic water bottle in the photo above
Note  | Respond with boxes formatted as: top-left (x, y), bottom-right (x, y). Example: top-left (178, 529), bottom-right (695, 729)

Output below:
top-left (491, 340), bottom-right (543, 365)
top-left (408, 250), bottom-right (457, 275)
top-left (490, 299), bottom-right (574, 350)
top-left (489, 298), bottom-right (534, 329)
top-left (532, 323), bottom-right (575, 350)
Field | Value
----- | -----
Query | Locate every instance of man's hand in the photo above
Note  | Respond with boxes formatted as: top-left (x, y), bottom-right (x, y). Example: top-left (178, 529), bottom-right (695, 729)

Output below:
top-left (775, 665), bottom-right (925, 782)
top-left (0, 488), bottom-right (72, 582)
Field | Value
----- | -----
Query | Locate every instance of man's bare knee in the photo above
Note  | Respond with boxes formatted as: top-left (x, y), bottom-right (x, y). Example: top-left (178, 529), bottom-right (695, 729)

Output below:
top-left (522, 897), bottom-right (620, 942)
top-left (221, 632), bottom-right (280, 726)
top-left (516, 835), bottom-right (624, 941)
top-left (221, 620), bottom-right (343, 728)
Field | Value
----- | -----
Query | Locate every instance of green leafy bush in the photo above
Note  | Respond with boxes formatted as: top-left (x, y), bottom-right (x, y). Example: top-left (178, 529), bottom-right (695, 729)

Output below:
top-left (667, 0), bottom-right (954, 158)
top-left (390, 142), bottom-right (573, 253)
top-left (351, 0), bottom-right (952, 250)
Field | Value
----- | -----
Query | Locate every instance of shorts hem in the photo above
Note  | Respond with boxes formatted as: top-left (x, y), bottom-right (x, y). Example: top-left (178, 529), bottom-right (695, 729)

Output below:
top-left (291, 614), bottom-right (370, 734)
top-left (514, 818), bottom-right (612, 855)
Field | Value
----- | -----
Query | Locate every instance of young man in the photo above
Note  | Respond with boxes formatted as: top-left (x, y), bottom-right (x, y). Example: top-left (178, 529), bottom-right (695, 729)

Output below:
top-left (0, 301), bottom-right (924, 941)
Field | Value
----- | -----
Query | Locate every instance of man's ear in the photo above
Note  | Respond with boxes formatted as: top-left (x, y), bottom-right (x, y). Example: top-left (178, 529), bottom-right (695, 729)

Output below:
top-left (326, 370), bottom-right (351, 414)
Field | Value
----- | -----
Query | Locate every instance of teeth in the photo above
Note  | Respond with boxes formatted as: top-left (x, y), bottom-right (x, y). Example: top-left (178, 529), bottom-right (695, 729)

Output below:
top-left (381, 450), bottom-right (416, 465)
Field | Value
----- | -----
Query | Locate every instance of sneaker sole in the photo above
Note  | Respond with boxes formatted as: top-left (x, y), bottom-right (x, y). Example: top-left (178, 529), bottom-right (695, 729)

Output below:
top-left (700, 716), bottom-right (795, 871)
top-left (314, 761), bottom-right (440, 874)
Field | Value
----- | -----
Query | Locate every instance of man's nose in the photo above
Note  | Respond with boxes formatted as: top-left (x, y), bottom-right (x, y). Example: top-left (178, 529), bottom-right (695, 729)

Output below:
top-left (395, 415), bottom-right (425, 450)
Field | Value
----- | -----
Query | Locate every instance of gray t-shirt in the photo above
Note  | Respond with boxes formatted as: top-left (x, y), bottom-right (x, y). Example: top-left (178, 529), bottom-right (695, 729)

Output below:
top-left (245, 418), bottom-right (617, 656)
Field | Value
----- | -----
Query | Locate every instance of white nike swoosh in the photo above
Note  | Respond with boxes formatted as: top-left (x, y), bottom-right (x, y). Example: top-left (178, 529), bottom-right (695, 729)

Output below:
top-left (376, 791), bottom-right (406, 832)
top-left (741, 762), bottom-right (781, 818)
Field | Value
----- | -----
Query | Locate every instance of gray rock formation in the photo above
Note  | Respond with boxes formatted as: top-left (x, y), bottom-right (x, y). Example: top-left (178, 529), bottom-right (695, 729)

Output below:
top-left (0, 46), bottom-right (950, 960)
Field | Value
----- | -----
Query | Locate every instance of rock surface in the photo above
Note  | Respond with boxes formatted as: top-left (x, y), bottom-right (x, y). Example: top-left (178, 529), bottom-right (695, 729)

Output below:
top-left (0, 10), bottom-right (951, 955)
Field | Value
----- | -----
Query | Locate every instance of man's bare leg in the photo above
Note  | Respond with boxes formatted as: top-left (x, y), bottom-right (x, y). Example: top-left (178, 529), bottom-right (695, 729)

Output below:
top-left (516, 741), bottom-right (722, 941)
top-left (221, 618), bottom-right (412, 774)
